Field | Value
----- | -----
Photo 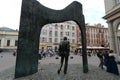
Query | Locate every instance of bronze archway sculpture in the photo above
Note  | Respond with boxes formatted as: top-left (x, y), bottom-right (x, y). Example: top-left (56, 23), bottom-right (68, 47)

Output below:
top-left (15, 0), bottom-right (88, 78)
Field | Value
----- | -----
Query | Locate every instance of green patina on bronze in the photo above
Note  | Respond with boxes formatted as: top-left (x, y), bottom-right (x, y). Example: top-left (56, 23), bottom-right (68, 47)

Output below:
top-left (15, 0), bottom-right (88, 78)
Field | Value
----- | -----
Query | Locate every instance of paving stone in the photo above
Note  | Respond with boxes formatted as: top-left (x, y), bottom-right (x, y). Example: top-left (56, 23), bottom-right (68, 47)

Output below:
top-left (0, 53), bottom-right (120, 80)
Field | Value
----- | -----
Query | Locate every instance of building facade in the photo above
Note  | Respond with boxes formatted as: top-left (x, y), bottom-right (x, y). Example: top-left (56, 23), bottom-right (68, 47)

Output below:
top-left (0, 27), bottom-right (18, 50)
top-left (76, 23), bottom-right (108, 48)
top-left (0, 23), bottom-right (108, 52)
top-left (40, 21), bottom-right (77, 51)
top-left (103, 0), bottom-right (120, 54)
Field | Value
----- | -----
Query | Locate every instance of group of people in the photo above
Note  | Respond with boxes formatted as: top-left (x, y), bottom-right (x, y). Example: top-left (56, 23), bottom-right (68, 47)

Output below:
top-left (57, 36), bottom-right (120, 76)
top-left (38, 37), bottom-right (70, 75)
top-left (97, 50), bottom-right (119, 75)
top-left (38, 36), bottom-right (120, 76)
top-left (38, 48), bottom-right (56, 59)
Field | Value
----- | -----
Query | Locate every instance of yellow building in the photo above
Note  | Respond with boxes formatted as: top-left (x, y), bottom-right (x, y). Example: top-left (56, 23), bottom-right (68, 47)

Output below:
top-left (0, 27), bottom-right (18, 50)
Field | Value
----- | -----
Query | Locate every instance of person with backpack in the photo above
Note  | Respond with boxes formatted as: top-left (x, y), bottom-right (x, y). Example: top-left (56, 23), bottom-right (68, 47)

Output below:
top-left (57, 37), bottom-right (70, 74)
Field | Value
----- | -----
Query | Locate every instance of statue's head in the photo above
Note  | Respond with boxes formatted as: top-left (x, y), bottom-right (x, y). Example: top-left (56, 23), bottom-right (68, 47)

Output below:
top-left (63, 37), bottom-right (67, 40)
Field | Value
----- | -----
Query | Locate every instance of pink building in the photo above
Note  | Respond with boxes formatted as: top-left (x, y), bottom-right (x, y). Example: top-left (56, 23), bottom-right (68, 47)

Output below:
top-left (76, 23), bottom-right (108, 47)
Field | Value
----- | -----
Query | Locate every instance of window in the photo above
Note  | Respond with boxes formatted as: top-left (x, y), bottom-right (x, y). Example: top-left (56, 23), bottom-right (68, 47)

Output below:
top-left (49, 38), bottom-right (52, 42)
top-left (72, 33), bottom-right (75, 37)
top-left (72, 39), bottom-right (75, 43)
top-left (55, 24), bottom-right (58, 29)
top-left (61, 25), bottom-right (63, 30)
top-left (54, 38), bottom-right (58, 43)
top-left (42, 37), bottom-right (45, 42)
top-left (55, 31), bottom-right (58, 37)
top-left (65, 32), bottom-right (67, 36)
top-left (60, 38), bottom-right (63, 41)
top-left (15, 40), bottom-right (18, 46)
top-left (0, 40), bottom-right (1, 47)
top-left (67, 25), bottom-right (70, 29)
top-left (49, 26), bottom-right (52, 30)
top-left (66, 32), bottom-right (70, 36)
top-left (49, 31), bottom-right (52, 36)
top-left (43, 30), bottom-right (47, 35)
top-left (72, 26), bottom-right (75, 30)
top-left (7, 40), bottom-right (10, 46)
top-left (68, 32), bottom-right (70, 36)
top-left (41, 29), bottom-right (47, 35)
top-left (60, 32), bottom-right (63, 37)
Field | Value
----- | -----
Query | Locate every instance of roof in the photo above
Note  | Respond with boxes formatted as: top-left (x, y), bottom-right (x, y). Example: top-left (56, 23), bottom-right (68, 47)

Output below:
top-left (0, 27), bottom-right (18, 32)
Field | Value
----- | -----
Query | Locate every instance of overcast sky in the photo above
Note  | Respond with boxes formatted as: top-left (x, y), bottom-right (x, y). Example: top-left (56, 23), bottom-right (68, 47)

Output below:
top-left (0, 0), bottom-right (107, 30)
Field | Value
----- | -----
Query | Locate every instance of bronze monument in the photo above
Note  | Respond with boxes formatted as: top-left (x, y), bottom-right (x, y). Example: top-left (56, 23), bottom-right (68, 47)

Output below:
top-left (15, 0), bottom-right (88, 78)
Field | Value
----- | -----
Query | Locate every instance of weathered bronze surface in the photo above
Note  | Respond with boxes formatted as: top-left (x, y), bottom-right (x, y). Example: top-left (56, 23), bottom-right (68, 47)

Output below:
top-left (15, 0), bottom-right (88, 78)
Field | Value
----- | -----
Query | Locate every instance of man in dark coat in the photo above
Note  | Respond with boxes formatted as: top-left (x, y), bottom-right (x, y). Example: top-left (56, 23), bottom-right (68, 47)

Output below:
top-left (58, 37), bottom-right (70, 74)
top-left (97, 50), bottom-right (104, 69)
top-left (103, 50), bottom-right (109, 67)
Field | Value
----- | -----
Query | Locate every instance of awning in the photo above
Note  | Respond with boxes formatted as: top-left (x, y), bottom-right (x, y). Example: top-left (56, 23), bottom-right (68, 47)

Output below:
top-left (77, 46), bottom-right (109, 50)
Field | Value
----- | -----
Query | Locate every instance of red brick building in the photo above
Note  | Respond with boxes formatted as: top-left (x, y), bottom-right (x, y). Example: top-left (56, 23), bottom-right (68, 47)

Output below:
top-left (76, 23), bottom-right (108, 47)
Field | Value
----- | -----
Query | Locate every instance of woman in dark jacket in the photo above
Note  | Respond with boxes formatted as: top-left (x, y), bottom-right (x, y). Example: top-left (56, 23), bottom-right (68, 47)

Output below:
top-left (107, 50), bottom-right (119, 75)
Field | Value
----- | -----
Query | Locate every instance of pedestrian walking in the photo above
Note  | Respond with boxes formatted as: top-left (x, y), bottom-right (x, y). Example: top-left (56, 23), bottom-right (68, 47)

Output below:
top-left (57, 37), bottom-right (70, 74)
top-left (103, 50), bottom-right (109, 67)
top-left (97, 50), bottom-right (104, 69)
top-left (38, 50), bottom-right (42, 60)
top-left (41, 47), bottom-right (46, 59)
top-left (13, 50), bottom-right (17, 56)
top-left (74, 49), bottom-right (77, 55)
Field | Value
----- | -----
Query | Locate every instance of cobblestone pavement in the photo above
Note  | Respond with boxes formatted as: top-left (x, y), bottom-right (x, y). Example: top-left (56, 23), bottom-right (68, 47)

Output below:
top-left (0, 52), bottom-right (16, 72)
top-left (0, 53), bottom-right (120, 80)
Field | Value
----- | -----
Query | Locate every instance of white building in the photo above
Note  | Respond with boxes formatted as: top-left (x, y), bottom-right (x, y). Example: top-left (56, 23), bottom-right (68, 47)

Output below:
top-left (103, 0), bottom-right (120, 54)
top-left (0, 27), bottom-right (18, 50)
top-left (39, 21), bottom-right (77, 51)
